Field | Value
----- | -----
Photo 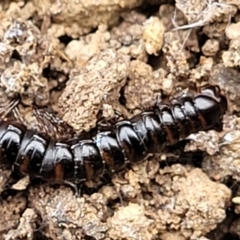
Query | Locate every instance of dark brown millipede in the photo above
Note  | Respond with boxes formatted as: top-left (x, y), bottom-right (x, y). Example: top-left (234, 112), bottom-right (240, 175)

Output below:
top-left (0, 85), bottom-right (227, 192)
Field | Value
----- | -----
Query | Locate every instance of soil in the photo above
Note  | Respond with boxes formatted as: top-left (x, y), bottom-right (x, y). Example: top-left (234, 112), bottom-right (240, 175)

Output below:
top-left (0, 0), bottom-right (240, 240)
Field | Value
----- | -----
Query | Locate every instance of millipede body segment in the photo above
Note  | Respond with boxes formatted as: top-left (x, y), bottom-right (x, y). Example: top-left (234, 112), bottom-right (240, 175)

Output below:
top-left (0, 85), bottom-right (227, 187)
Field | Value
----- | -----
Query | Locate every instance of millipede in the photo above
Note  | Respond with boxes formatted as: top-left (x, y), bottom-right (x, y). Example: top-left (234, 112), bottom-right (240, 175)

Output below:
top-left (0, 84), bottom-right (227, 192)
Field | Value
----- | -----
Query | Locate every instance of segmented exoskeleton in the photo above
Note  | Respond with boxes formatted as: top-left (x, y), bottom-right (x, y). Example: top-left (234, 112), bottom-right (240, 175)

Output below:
top-left (0, 85), bottom-right (227, 189)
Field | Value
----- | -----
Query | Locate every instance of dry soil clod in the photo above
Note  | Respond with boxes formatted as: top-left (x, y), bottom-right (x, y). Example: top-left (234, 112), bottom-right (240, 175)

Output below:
top-left (0, 1), bottom-right (239, 239)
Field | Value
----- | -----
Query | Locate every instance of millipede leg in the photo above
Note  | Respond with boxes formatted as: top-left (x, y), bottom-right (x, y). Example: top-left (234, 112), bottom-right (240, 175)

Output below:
top-left (96, 109), bottom-right (125, 131)
top-left (0, 99), bottom-right (20, 120)
top-left (12, 107), bottom-right (29, 126)
top-left (33, 107), bottom-right (76, 139)
top-left (33, 108), bottom-right (52, 135)
top-left (64, 178), bottom-right (90, 197)
top-left (64, 180), bottom-right (80, 196)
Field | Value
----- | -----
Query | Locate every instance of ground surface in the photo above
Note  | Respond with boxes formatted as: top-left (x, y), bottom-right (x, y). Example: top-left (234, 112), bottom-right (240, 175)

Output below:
top-left (0, 0), bottom-right (240, 240)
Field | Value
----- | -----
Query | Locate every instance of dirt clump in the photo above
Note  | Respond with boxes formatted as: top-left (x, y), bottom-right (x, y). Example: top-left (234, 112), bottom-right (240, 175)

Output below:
top-left (0, 0), bottom-right (239, 239)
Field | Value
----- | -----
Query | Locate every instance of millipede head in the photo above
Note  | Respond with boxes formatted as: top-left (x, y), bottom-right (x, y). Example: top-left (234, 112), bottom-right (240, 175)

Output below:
top-left (194, 84), bottom-right (228, 132)
top-left (199, 84), bottom-right (228, 116)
